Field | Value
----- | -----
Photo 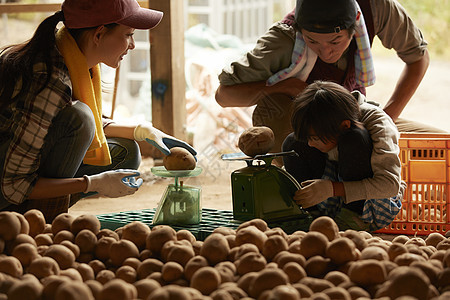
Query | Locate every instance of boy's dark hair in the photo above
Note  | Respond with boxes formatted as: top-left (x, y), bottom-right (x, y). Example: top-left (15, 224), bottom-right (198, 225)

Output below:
top-left (291, 81), bottom-right (360, 143)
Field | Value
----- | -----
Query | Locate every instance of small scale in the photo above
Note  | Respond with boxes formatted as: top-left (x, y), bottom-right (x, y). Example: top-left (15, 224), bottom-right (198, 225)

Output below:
top-left (222, 150), bottom-right (310, 223)
top-left (151, 166), bottom-right (202, 225)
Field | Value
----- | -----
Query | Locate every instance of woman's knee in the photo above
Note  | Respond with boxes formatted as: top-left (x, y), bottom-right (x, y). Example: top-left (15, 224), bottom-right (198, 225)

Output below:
top-left (108, 138), bottom-right (142, 170)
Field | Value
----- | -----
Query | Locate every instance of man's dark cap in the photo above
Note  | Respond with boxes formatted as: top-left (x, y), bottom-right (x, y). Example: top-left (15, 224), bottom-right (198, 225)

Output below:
top-left (295, 0), bottom-right (357, 33)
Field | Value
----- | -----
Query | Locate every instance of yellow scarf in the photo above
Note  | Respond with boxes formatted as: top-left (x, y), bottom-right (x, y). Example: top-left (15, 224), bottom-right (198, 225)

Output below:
top-left (55, 26), bottom-right (112, 166)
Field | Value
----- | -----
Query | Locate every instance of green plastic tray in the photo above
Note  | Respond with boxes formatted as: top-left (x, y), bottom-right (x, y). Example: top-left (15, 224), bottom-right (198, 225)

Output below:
top-left (97, 208), bottom-right (312, 240)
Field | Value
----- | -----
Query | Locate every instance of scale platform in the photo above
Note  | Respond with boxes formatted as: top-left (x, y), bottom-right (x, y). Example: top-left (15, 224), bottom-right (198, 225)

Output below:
top-left (151, 166), bottom-right (202, 225)
top-left (222, 151), bottom-right (312, 223)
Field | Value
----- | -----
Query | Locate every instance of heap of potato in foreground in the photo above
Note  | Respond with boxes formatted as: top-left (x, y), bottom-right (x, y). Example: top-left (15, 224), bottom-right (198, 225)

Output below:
top-left (0, 210), bottom-right (450, 300)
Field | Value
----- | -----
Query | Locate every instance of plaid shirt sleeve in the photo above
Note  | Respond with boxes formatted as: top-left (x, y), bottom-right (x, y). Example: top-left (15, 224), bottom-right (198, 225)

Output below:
top-left (1, 58), bottom-right (72, 205)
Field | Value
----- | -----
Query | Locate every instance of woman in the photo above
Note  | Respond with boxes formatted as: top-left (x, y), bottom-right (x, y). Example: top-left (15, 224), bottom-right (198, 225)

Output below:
top-left (283, 81), bottom-right (404, 230)
top-left (0, 0), bottom-right (195, 221)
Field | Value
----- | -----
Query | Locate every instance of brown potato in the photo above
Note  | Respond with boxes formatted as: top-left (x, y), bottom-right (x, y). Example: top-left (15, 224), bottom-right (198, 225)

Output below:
top-left (163, 147), bottom-right (196, 170)
top-left (248, 268), bottom-right (289, 298)
top-left (55, 281), bottom-right (94, 300)
top-left (262, 234), bottom-right (288, 261)
top-left (35, 233), bottom-right (53, 247)
top-left (11, 212), bottom-right (29, 235)
top-left (190, 266), bottom-right (221, 295)
top-left (28, 256), bottom-right (60, 279)
top-left (136, 258), bottom-right (164, 280)
top-left (309, 216), bottom-right (339, 241)
top-left (297, 231), bottom-right (329, 258)
top-left (41, 275), bottom-right (71, 300)
top-left (133, 278), bottom-right (161, 300)
top-left (184, 255), bottom-right (209, 281)
top-left (44, 244), bottom-right (76, 270)
top-left (75, 229), bottom-right (97, 253)
top-left (96, 269), bottom-right (116, 285)
top-left (176, 229), bottom-right (197, 244)
top-left (51, 213), bottom-right (75, 235)
top-left (121, 221), bottom-right (150, 251)
top-left (53, 230), bottom-right (75, 244)
top-left (238, 126), bottom-right (275, 157)
top-left (97, 228), bottom-right (120, 241)
top-left (0, 212), bottom-right (21, 241)
top-left (161, 261), bottom-right (184, 282)
top-left (348, 259), bottom-right (387, 286)
top-left (115, 265), bottom-right (138, 283)
top-left (0, 256), bottom-right (22, 278)
top-left (7, 275), bottom-right (43, 300)
top-left (200, 233), bottom-right (230, 265)
top-left (325, 237), bottom-right (358, 265)
top-left (109, 239), bottom-right (139, 267)
top-left (283, 261), bottom-right (307, 283)
top-left (304, 255), bottom-right (331, 278)
top-left (145, 225), bottom-right (177, 255)
top-left (23, 209), bottom-right (46, 238)
top-left (11, 242), bottom-right (40, 268)
top-left (235, 252), bottom-right (267, 275)
top-left (166, 241), bottom-right (195, 266)
top-left (235, 225), bottom-right (268, 252)
top-left (70, 215), bottom-right (101, 236)
top-left (75, 263), bottom-right (95, 282)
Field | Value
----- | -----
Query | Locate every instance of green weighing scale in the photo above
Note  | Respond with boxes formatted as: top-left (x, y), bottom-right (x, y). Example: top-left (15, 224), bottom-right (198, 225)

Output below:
top-left (151, 166), bottom-right (202, 225)
top-left (221, 151), bottom-right (310, 223)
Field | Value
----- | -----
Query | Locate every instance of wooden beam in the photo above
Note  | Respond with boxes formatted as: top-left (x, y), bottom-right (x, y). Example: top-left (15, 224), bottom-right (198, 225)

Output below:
top-left (148, 0), bottom-right (186, 139)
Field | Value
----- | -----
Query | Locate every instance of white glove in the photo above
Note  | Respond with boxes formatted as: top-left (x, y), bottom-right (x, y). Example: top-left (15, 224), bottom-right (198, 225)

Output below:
top-left (293, 179), bottom-right (333, 208)
top-left (134, 122), bottom-right (197, 157)
top-left (84, 169), bottom-right (143, 198)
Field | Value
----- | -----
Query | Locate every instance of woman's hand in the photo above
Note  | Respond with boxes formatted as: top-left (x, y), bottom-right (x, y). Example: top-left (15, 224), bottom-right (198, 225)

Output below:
top-left (293, 179), bottom-right (333, 208)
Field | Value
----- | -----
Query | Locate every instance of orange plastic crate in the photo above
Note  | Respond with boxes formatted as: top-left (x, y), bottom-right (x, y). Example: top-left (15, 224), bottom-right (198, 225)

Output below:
top-left (376, 133), bottom-right (450, 235)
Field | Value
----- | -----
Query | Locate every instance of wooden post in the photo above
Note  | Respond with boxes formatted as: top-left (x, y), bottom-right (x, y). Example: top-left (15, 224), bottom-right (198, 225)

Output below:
top-left (148, 0), bottom-right (186, 139)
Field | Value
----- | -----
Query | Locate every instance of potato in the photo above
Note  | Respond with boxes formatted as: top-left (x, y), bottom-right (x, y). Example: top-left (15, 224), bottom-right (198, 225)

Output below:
top-left (0, 256), bottom-right (22, 278)
top-left (297, 231), bottom-right (329, 258)
top-left (85, 280), bottom-right (103, 299)
top-left (323, 270), bottom-right (350, 286)
top-left (97, 229), bottom-right (120, 241)
top-left (75, 263), bottom-right (95, 282)
top-left (42, 275), bottom-right (71, 300)
top-left (238, 126), bottom-right (275, 157)
top-left (7, 276), bottom-right (43, 300)
top-left (235, 252), bottom-right (267, 275)
top-left (11, 242), bottom-right (40, 268)
top-left (5, 233), bottom-right (37, 254)
top-left (147, 285), bottom-right (193, 300)
top-left (375, 266), bottom-right (429, 300)
top-left (28, 256), bottom-right (60, 279)
top-left (200, 233), bottom-right (230, 265)
top-left (236, 218), bottom-right (268, 233)
top-left (235, 225), bottom-right (268, 251)
top-left (309, 216), bottom-right (339, 241)
top-left (166, 241), bottom-right (195, 266)
top-left (53, 230), bottom-right (75, 244)
top-left (248, 268), bottom-right (289, 298)
top-left (52, 213), bottom-right (75, 235)
top-left (35, 233), bottom-right (53, 247)
top-left (11, 212), bottom-right (29, 235)
top-left (163, 147), bottom-right (196, 170)
top-left (184, 255), bottom-right (209, 281)
top-left (190, 266), bottom-right (221, 295)
top-left (109, 239), bottom-right (139, 267)
top-left (60, 268), bottom-right (83, 282)
top-left (263, 284), bottom-right (301, 300)
top-left (75, 229), bottom-right (97, 254)
top-left (0, 212), bottom-right (21, 241)
top-left (136, 258), bottom-right (164, 280)
top-left (262, 234), bottom-right (288, 261)
top-left (115, 265), bottom-right (138, 283)
top-left (70, 215), bottom-right (101, 236)
top-left (96, 269), bottom-right (116, 285)
top-left (161, 261), bottom-right (184, 282)
top-left (283, 261), bottom-right (307, 283)
top-left (88, 259), bottom-right (106, 276)
top-left (273, 251), bottom-right (306, 269)
top-left (23, 210), bottom-right (46, 238)
top-left (360, 246), bottom-right (389, 261)
top-left (133, 279), bottom-right (161, 300)
top-left (44, 244), bottom-right (76, 270)
top-left (55, 281), bottom-right (94, 300)
top-left (121, 221), bottom-right (150, 251)
top-left (348, 259), bottom-right (387, 286)
top-left (176, 229), bottom-right (197, 244)
top-left (145, 225), bottom-right (177, 256)
top-left (60, 240), bottom-right (80, 258)
top-left (304, 255), bottom-right (331, 278)
top-left (340, 230), bottom-right (368, 251)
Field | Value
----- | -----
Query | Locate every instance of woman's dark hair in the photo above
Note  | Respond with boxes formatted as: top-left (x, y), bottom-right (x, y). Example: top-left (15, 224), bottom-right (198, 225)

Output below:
top-left (0, 11), bottom-right (65, 109)
top-left (291, 81), bottom-right (360, 143)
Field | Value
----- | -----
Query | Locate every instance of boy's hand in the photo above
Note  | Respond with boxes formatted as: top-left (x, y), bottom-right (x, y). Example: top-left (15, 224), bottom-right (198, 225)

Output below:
top-left (293, 179), bottom-right (333, 208)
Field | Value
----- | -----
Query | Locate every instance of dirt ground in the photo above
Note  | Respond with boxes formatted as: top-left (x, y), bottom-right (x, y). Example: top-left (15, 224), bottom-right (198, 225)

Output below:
top-left (69, 57), bottom-right (450, 226)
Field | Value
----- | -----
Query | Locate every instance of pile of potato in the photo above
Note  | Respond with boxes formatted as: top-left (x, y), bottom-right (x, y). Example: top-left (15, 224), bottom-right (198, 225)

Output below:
top-left (0, 209), bottom-right (450, 300)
